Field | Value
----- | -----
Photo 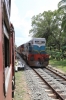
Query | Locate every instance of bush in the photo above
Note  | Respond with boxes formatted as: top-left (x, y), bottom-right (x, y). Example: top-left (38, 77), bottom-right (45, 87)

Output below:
top-left (55, 52), bottom-right (62, 61)
top-left (47, 50), bottom-right (63, 61)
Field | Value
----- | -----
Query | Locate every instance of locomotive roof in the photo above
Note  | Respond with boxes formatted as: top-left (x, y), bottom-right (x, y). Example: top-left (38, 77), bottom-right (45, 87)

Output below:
top-left (18, 38), bottom-right (46, 47)
top-left (32, 38), bottom-right (46, 40)
top-left (28, 38), bottom-right (46, 42)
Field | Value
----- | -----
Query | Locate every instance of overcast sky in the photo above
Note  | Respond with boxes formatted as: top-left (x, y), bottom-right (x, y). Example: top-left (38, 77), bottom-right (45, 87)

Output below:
top-left (10, 0), bottom-right (60, 46)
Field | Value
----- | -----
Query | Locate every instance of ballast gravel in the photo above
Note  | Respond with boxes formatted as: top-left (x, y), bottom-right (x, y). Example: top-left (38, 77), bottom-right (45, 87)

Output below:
top-left (38, 69), bottom-right (66, 94)
top-left (24, 65), bottom-right (52, 100)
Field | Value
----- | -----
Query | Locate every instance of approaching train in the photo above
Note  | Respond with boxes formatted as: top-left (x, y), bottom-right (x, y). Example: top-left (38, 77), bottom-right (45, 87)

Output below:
top-left (0, 0), bottom-right (15, 100)
top-left (17, 38), bottom-right (49, 67)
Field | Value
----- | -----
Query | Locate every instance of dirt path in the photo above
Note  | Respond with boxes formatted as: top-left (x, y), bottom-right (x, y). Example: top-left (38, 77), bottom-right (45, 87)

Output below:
top-left (14, 71), bottom-right (31, 100)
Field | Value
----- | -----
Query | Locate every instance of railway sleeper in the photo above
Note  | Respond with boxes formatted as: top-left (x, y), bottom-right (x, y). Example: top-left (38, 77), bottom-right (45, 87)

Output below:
top-left (48, 93), bottom-right (57, 98)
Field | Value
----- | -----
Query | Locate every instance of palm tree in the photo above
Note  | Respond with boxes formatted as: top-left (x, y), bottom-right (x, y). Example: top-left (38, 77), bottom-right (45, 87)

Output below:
top-left (58, 0), bottom-right (66, 10)
top-left (58, 0), bottom-right (66, 32)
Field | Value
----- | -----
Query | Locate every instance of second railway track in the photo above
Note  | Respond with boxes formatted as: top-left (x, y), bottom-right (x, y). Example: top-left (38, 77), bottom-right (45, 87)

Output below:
top-left (43, 66), bottom-right (66, 85)
top-left (31, 67), bottom-right (66, 100)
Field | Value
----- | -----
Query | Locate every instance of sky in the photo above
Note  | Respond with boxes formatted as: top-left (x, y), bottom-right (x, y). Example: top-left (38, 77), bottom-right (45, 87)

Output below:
top-left (10, 0), bottom-right (60, 47)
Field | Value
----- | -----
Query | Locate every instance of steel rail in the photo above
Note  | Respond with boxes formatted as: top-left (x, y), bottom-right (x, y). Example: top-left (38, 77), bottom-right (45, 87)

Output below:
top-left (48, 65), bottom-right (66, 76)
top-left (46, 67), bottom-right (66, 81)
top-left (32, 68), bottom-right (66, 100)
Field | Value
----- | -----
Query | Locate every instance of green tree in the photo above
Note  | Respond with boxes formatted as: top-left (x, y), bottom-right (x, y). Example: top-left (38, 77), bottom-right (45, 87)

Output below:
top-left (29, 10), bottom-right (64, 51)
top-left (58, 0), bottom-right (66, 32)
top-left (58, 0), bottom-right (66, 10)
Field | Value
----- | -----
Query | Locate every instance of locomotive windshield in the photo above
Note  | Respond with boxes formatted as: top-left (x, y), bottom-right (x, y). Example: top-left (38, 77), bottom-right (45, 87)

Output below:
top-left (35, 41), bottom-right (45, 44)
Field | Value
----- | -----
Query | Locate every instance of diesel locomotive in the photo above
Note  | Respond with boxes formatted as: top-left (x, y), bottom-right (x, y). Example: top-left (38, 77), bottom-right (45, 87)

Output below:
top-left (17, 38), bottom-right (49, 67)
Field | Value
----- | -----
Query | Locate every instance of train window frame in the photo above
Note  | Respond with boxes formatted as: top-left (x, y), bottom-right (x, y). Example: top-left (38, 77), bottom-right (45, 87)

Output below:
top-left (4, 34), bottom-right (10, 96)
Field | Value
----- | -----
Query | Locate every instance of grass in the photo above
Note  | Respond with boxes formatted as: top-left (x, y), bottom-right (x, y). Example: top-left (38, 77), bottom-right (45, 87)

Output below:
top-left (14, 71), bottom-right (31, 100)
top-left (49, 59), bottom-right (66, 72)
top-left (14, 71), bottom-right (25, 100)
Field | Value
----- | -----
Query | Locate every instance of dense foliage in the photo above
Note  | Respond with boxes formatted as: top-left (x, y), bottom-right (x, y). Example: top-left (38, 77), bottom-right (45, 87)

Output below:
top-left (29, 1), bottom-right (66, 60)
top-left (58, 0), bottom-right (66, 32)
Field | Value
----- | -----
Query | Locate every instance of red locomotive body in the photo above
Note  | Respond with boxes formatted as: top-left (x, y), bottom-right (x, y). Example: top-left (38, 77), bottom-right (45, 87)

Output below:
top-left (28, 53), bottom-right (49, 67)
top-left (0, 0), bottom-right (15, 100)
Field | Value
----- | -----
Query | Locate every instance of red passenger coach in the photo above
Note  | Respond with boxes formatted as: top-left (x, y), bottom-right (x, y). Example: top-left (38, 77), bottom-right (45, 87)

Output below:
top-left (0, 0), bottom-right (15, 100)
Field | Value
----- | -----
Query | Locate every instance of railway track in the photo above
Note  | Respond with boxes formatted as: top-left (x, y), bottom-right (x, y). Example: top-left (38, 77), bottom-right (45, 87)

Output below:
top-left (43, 67), bottom-right (66, 85)
top-left (31, 68), bottom-right (66, 100)
top-left (48, 65), bottom-right (66, 78)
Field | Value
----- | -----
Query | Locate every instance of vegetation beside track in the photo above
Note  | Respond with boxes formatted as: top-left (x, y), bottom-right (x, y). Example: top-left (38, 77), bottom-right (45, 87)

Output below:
top-left (14, 71), bottom-right (31, 100)
top-left (49, 59), bottom-right (66, 72)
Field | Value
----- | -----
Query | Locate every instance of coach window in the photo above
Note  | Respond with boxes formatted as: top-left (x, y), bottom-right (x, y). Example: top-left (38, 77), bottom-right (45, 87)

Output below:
top-left (4, 34), bottom-right (10, 96)
top-left (4, 35), bottom-right (9, 68)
